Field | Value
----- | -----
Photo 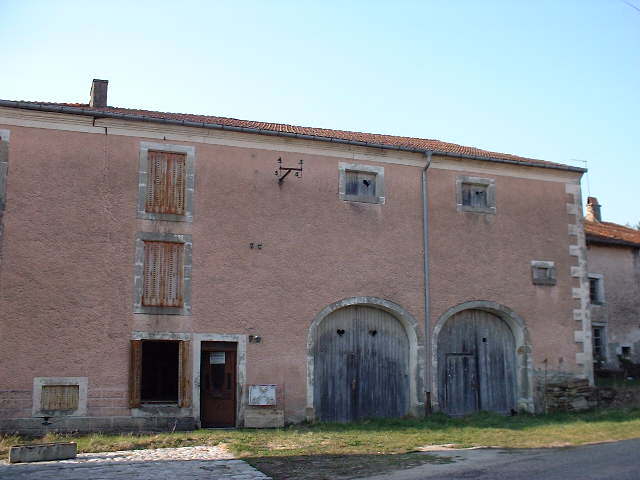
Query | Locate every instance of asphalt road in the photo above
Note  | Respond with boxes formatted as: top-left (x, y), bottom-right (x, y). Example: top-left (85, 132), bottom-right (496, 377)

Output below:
top-left (364, 438), bottom-right (640, 480)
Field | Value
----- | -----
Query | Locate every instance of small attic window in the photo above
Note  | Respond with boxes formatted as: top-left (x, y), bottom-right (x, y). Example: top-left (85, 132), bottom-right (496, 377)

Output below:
top-left (461, 183), bottom-right (487, 208)
top-left (456, 176), bottom-right (496, 214)
top-left (346, 171), bottom-right (377, 198)
top-left (531, 261), bottom-right (556, 286)
top-left (339, 162), bottom-right (384, 204)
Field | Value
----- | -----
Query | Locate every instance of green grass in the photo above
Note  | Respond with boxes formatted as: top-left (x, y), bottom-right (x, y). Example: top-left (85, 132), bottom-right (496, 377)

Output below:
top-left (595, 377), bottom-right (640, 387)
top-left (2, 408), bottom-right (640, 462)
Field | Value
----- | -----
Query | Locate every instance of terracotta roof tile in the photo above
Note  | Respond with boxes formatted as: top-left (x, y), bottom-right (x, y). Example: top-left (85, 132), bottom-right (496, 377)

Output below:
top-left (1, 100), bottom-right (583, 171)
top-left (585, 220), bottom-right (640, 247)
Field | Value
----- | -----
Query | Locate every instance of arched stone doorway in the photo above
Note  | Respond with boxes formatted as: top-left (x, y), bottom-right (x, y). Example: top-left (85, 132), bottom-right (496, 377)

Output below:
top-left (432, 301), bottom-right (533, 414)
top-left (307, 297), bottom-right (423, 422)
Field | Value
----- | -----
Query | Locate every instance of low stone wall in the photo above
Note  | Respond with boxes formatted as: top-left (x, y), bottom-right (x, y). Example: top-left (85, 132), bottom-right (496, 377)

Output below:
top-left (0, 416), bottom-right (197, 436)
top-left (595, 385), bottom-right (640, 409)
top-left (544, 378), bottom-right (597, 412)
top-left (544, 378), bottom-right (640, 412)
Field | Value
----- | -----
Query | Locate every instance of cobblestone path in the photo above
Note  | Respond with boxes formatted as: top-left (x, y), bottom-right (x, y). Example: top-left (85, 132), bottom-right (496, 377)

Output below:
top-left (0, 445), bottom-right (272, 479)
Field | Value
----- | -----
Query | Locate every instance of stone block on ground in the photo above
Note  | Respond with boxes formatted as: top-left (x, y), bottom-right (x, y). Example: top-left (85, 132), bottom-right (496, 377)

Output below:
top-left (9, 442), bottom-right (77, 463)
top-left (244, 408), bottom-right (285, 428)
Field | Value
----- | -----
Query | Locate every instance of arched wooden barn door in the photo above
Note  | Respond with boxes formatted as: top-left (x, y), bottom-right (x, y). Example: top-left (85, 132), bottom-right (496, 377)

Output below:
top-left (313, 305), bottom-right (410, 422)
top-left (437, 309), bottom-right (516, 416)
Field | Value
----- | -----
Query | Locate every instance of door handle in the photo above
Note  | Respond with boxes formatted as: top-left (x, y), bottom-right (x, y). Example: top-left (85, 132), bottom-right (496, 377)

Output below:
top-left (227, 373), bottom-right (231, 390)
top-left (351, 379), bottom-right (357, 392)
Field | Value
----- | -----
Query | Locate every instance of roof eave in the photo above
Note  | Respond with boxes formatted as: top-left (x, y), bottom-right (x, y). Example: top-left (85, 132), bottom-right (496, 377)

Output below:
top-left (0, 100), bottom-right (587, 173)
top-left (586, 233), bottom-right (640, 248)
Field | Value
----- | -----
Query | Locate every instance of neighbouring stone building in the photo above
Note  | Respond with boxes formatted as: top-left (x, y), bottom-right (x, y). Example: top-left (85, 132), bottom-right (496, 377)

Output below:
top-left (584, 197), bottom-right (640, 371)
top-left (0, 80), bottom-right (592, 433)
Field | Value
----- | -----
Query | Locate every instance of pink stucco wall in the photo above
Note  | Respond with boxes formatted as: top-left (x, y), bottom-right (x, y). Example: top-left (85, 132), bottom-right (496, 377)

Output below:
top-left (428, 166), bottom-right (580, 375)
top-left (0, 120), bottom-right (583, 427)
top-left (587, 243), bottom-right (640, 364)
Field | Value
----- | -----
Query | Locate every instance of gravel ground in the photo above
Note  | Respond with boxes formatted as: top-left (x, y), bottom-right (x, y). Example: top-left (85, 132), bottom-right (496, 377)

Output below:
top-left (0, 445), bottom-right (272, 480)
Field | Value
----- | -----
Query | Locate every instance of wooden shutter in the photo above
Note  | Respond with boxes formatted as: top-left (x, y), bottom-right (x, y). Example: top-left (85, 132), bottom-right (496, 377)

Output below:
top-left (461, 183), bottom-right (472, 206)
top-left (145, 151), bottom-right (186, 215)
top-left (462, 183), bottom-right (487, 208)
top-left (41, 385), bottom-right (79, 411)
top-left (129, 340), bottom-right (142, 408)
top-left (345, 171), bottom-right (376, 197)
top-left (178, 340), bottom-right (192, 408)
top-left (142, 241), bottom-right (184, 307)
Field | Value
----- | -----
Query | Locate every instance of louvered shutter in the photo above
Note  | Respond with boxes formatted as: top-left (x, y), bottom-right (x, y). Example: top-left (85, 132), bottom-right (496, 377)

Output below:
top-left (129, 340), bottom-right (142, 408)
top-left (142, 241), bottom-right (184, 307)
top-left (178, 340), bottom-right (192, 408)
top-left (145, 151), bottom-right (186, 215)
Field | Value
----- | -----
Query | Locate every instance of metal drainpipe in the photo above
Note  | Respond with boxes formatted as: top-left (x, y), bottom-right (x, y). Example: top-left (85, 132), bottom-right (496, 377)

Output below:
top-left (422, 151), bottom-right (433, 414)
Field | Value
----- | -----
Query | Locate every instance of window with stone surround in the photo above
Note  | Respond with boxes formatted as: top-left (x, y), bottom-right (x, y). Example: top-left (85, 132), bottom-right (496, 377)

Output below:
top-left (143, 241), bottom-right (184, 308)
top-left (456, 176), bottom-right (496, 214)
top-left (32, 377), bottom-right (88, 417)
top-left (531, 260), bottom-right (556, 286)
top-left (129, 339), bottom-right (191, 408)
top-left (137, 142), bottom-right (195, 222)
top-left (592, 325), bottom-right (606, 362)
top-left (588, 274), bottom-right (604, 305)
top-left (339, 162), bottom-right (385, 204)
top-left (133, 232), bottom-right (192, 315)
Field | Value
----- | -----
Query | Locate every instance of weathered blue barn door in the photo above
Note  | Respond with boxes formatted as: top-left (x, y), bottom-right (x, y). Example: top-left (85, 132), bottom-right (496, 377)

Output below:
top-left (314, 305), bottom-right (410, 422)
top-left (438, 309), bottom-right (516, 415)
top-left (444, 354), bottom-right (478, 415)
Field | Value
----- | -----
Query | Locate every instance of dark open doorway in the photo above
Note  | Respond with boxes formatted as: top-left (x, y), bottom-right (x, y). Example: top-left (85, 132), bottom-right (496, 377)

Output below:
top-left (141, 340), bottom-right (179, 402)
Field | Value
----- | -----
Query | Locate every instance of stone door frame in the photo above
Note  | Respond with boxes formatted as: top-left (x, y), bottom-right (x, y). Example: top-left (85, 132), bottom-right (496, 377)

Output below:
top-left (431, 300), bottom-right (534, 413)
top-left (307, 296), bottom-right (424, 420)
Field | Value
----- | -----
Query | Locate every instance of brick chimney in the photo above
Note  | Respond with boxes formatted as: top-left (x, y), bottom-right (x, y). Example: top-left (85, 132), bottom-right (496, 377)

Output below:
top-left (89, 79), bottom-right (108, 108)
top-left (586, 196), bottom-right (602, 222)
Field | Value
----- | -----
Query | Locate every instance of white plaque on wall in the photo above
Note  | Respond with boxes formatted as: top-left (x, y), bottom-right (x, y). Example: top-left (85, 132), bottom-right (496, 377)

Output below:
top-left (248, 384), bottom-right (277, 406)
top-left (209, 352), bottom-right (225, 364)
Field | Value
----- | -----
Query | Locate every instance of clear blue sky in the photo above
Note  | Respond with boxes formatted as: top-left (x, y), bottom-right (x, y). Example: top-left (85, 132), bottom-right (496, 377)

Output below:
top-left (2, 0), bottom-right (638, 225)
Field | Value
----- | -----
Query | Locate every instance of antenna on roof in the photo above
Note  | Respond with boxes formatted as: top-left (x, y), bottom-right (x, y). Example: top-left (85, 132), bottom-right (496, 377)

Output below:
top-left (571, 158), bottom-right (590, 197)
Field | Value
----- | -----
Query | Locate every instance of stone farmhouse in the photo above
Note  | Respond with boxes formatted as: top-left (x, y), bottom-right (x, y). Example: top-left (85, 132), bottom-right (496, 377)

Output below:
top-left (584, 197), bottom-right (640, 372)
top-left (0, 80), bottom-right (592, 433)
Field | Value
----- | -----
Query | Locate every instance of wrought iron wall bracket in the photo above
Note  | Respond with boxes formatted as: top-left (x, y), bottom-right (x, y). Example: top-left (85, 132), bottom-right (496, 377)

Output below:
top-left (274, 157), bottom-right (303, 184)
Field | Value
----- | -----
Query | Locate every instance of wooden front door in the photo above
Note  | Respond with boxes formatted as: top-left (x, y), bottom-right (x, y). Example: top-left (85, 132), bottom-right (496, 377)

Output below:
top-left (313, 305), bottom-right (410, 422)
top-left (437, 309), bottom-right (516, 416)
top-left (200, 342), bottom-right (237, 427)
